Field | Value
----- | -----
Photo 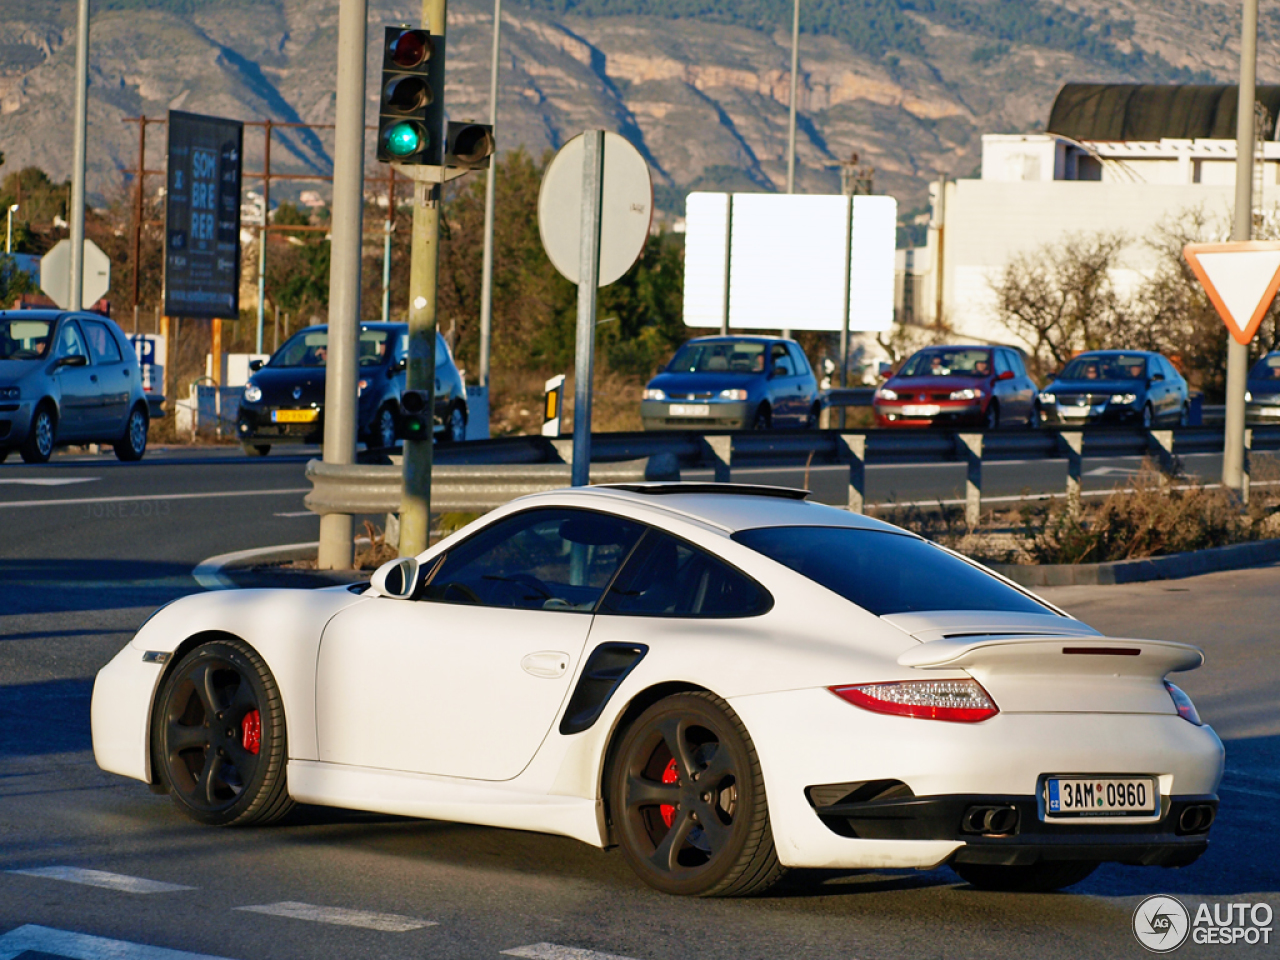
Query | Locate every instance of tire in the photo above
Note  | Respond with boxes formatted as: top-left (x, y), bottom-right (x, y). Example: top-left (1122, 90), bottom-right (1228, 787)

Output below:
top-left (442, 403), bottom-right (467, 444)
top-left (951, 860), bottom-right (1098, 893)
top-left (984, 401), bottom-right (1000, 432)
top-left (751, 404), bottom-right (772, 431)
top-left (1029, 405), bottom-right (1043, 430)
top-left (113, 404), bottom-right (149, 462)
top-left (241, 443), bottom-right (271, 457)
top-left (0, 448), bottom-right (8, 463)
top-left (1141, 404), bottom-right (1154, 429)
top-left (803, 403), bottom-right (820, 430)
top-left (371, 404), bottom-right (398, 449)
top-left (152, 638), bottom-right (294, 827)
top-left (608, 691), bottom-right (784, 897)
top-left (20, 403), bottom-right (56, 464)
top-left (1179, 403), bottom-right (1190, 427)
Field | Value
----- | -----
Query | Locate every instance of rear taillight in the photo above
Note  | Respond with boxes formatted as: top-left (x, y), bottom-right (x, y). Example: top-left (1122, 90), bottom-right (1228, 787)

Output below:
top-left (1164, 681), bottom-right (1202, 725)
top-left (830, 680), bottom-right (999, 723)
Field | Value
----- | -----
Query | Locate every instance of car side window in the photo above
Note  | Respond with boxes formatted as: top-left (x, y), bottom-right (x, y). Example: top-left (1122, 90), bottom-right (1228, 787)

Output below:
top-left (786, 343), bottom-right (811, 377)
top-left (1008, 351), bottom-right (1028, 377)
top-left (421, 508), bottom-right (644, 612)
top-left (54, 320), bottom-right (88, 360)
top-left (82, 319), bottom-right (123, 364)
top-left (994, 350), bottom-right (1011, 376)
top-left (599, 530), bottom-right (772, 618)
top-left (436, 332), bottom-right (450, 369)
top-left (770, 344), bottom-right (794, 377)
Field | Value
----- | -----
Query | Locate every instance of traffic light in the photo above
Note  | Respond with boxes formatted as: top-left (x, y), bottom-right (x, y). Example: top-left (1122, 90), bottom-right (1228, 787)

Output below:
top-left (377, 26), bottom-right (445, 166)
top-left (400, 389), bottom-right (431, 441)
top-left (445, 121), bottom-right (496, 170)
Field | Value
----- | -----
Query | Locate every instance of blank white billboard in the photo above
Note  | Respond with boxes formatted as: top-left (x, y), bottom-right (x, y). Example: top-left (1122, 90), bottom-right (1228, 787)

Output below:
top-left (683, 192), bottom-right (897, 332)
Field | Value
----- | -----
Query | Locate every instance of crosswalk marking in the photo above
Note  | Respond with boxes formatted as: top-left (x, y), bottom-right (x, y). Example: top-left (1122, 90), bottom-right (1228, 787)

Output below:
top-left (234, 901), bottom-right (435, 932)
top-left (6, 866), bottom-right (194, 894)
top-left (0, 925), bottom-right (238, 960)
top-left (502, 944), bottom-right (644, 960)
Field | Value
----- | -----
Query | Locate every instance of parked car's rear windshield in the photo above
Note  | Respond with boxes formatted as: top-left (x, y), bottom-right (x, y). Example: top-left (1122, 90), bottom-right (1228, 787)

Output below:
top-left (668, 341), bottom-right (765, 375)
top-left (0, 318), bottom-right (52, 360)
top-left (731, 526), bottom-right (1053, 617)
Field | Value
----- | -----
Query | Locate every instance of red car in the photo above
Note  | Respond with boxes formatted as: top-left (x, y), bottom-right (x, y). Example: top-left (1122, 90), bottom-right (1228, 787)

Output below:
top-left (873, 345), bottom-right (1037, 429)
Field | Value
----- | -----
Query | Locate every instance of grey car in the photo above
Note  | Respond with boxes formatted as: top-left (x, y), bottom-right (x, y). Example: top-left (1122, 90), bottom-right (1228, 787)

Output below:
top-left (0, 309), bottom-right (150, 463)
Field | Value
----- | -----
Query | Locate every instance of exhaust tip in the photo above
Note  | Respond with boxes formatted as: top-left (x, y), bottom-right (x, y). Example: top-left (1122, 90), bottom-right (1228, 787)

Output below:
top-left (962, 804), bottom-right (1020, 836)
top-left (1178, 804), bottom-right (1215, 834)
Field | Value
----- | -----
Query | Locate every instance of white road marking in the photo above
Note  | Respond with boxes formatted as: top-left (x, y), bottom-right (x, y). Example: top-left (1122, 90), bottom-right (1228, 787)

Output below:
top-left (1084, 466), bottom-right (1141, 477)
top-left (0, 924), bottom-right (238, 960)
top-left (273, 510), bottom-right (314, 517)
top-left (0, 487), bottom-right (309, 510)
top-left (0, 477), bottom-right (99, 486)
top-left (502, 945), bottom-right (644, 960)
top-left (234, 901), bottom-right (435, 932)
top-left (6, 866), bottom-right (194, 893)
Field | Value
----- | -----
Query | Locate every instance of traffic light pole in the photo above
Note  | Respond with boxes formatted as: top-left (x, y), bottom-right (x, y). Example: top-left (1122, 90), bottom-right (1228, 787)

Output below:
top-left (316, 0), bottom-right (368, 571)
top-left (478, 0), bottom-right (502, 390)
top-left (1224, 0), bottom-right (1257, 497)
top-left (398, 0), bottom-right (449, 557)
top-left (68, 0), bottom-right (90, 311)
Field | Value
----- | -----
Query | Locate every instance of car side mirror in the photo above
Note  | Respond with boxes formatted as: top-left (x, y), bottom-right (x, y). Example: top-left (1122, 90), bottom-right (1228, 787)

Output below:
top-left (370, 556), bottom-right (419, 600)
top-left (55, 354), bottom-right (88, 368)
top-left (995, 370), bottom-right (1014, 381)
top-left (249, 359), bottom-right (264, 371)
top-left (1151, 373), bottom-right (1165, 383)
top-left (878, 362), bottom-right (894, 379)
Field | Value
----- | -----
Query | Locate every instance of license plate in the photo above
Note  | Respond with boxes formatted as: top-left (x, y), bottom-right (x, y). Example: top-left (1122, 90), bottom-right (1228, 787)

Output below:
top-left (1044, 776), bottom-right (1157, 818)
top-left (272, 409), bottom-right (318, 423)
top-left (669, 404), bottom-right (710, 416)
top-left (1060, 405), bottom-right (1093, 417)
top-left (901, 404), bottom-right (940, 417)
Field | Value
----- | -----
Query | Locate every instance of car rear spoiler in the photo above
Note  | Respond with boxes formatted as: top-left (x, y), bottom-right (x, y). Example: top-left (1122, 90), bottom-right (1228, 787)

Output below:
top-left (898, 635), bottom-right (1203, 676)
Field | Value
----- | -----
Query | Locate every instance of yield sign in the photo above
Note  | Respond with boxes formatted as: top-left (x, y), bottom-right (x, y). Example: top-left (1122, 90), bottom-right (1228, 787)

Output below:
top-left (1183, 240), bottom-right (1280, 345)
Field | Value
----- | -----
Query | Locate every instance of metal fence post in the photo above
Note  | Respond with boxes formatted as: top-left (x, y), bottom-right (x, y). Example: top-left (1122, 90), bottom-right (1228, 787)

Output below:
top-left (958, 433), bottom-right (982, 528)
top-left (1061, 430), bottom-right (1083, 514)
top-left (839, 433), bottom-right (867, 513)
top-left (1149, 429), bottom-right (1177, 475)
top-left (1243, 427), bottom-right (1253, 505)
top-left (706, 435), bottom-right (731, 482)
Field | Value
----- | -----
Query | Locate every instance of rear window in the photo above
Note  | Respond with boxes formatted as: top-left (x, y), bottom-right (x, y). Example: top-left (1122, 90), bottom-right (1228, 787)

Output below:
top-left (731, 526), bottom-right (1053, 617)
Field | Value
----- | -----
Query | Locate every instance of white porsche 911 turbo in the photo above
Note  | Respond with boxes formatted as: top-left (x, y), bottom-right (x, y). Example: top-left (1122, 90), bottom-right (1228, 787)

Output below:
top-left (92, 483), bottom-right (1223, 897)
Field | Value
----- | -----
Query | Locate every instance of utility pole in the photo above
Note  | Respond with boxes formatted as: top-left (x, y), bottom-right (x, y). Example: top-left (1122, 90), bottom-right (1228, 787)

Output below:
top-left (782, 0), bottom-right (799, 341)
top-left (316, 0), bottom-right (368, 571)
top-left (1224, 0), bottom-right (1257, 496)
top-left (399, 0), bottom-right (448, 557)
top-left (478, 0), bottom-right (502, 389)
top-left (69, 0), bottom-right (90, 312)
top-left (256, 120), bottom-right (273, 355)
top-left (130, 116), bottom-right (148, 321)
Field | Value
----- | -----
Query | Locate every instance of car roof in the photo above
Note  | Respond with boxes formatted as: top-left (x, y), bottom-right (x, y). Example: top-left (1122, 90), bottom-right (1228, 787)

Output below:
top-left (1073, 349), bottom-right (1155, 357)
top-left (685, 335), bottom-right (785, 345)
top-left (293, 322), bottom-right (409, 333)
top-left (0, 309), bottom-right (71, 321)
top-left (564, 484), bottom-right (906, 535)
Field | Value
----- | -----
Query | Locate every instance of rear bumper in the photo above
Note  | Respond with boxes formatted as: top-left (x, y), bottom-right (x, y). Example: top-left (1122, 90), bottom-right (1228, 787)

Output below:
top-left (810, 791), bottom-right (1216, 867)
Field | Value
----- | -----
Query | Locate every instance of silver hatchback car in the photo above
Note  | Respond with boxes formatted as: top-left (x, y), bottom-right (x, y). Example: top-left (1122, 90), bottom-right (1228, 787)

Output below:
top-left (0, 310), bottom-right (150, 463)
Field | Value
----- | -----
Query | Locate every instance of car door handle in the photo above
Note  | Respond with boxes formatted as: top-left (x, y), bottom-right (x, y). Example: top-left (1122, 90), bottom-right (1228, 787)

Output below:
top-left (521, 651), bottom-right (570, 679)
top-left (90, 374), bottom-right (98, 382)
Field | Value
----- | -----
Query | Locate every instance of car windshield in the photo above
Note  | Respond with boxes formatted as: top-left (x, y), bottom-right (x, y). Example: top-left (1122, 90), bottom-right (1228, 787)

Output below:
top-left (898, 349), bottom-right (992, 379)
top-left (1060, 354), bottom-right (1147, 381)
top-left (732, 526), bottom-right (1053, 617)
top-left (270, 329), bottom-right (391, 368)
top-left (0, 318), bottom-right (53, 360)
top-left (668, 341), bottom-right (766, 375)
top-left (1249, 355), bottom-right (1280, 382)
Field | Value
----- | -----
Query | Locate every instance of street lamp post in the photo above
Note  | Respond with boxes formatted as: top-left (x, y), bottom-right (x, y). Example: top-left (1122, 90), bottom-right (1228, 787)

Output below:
top-left (6, 204), bottom-right (17, 254)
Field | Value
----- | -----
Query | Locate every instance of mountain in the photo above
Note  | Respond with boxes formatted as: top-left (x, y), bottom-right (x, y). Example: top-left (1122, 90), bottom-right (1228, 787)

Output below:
top-left (1, 0), bottom-right (1275, 218)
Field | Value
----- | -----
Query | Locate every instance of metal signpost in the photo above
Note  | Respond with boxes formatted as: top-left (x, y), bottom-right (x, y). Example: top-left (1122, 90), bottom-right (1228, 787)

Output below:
top-left (163, 111), bottom-right (244, 320)
top-left (537, 131), bottom-right (653, 485)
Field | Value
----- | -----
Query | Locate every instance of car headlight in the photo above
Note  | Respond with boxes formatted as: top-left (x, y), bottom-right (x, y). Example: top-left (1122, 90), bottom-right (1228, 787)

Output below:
top-left (1038, 392), bottom-right (1056, 404)
top-left (718, 388), bottom-right (748, 401)
top-left (243, 382), bottom-right (262, 403)
top-left (643, 388), bottom-right (665, 401)
top-left (0, 386), bottom-right (19, 401)
top-left (1246, 390), bottom-right (1253, 402)
top-left (949, 388), bottom-right (983, 401)
top-left (875, 387), bottom-right (898, 401)
top-left (1109, 393), bottom-right (1137, 405)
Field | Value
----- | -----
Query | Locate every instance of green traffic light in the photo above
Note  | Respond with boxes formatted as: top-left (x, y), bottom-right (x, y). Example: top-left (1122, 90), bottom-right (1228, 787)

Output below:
top-left (384, 122), bottom-right (426, 159)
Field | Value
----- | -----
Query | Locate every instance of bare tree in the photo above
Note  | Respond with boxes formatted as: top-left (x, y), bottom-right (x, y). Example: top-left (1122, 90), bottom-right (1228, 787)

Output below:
top-left (989, 231), bottom-right (1129, 378)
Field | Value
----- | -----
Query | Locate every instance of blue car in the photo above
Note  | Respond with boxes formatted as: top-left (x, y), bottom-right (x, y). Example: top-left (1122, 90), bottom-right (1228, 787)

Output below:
top-left (641, 336), bottom-right (820, 431)
top-left (1246, 351), bottom-right (1280, 423)
top-left (1036, 350), bottom-right (1189, 428)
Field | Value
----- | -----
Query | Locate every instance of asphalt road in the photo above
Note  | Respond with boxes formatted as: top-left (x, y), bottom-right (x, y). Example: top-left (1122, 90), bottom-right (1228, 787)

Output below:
top-left (0, 443), bottom-right (1277, 960)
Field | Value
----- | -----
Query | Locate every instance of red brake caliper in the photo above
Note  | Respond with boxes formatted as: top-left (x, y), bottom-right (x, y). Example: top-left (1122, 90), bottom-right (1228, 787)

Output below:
top-left (241, 710), bottom-right (262, 755)
top-left (659, 757), bottom-right (680, 828)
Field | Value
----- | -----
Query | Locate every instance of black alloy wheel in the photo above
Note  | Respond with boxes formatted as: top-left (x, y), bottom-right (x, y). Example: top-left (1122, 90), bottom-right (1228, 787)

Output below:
top-left (609, 692), bottom-right (783, 897)
top-left (113, 405), bottom-right (149, 461)
top-left (951, 860), bottom-right (1098, 893)
top-left (152, 639), bottom-right (294, 826)
top-left (752, 405), bottom-right (772, 431)
top-left (20, 403), bottom-right (56, 463)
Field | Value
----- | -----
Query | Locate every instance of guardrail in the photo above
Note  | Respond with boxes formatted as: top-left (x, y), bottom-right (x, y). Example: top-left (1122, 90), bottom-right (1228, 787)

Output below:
top-left (319, 424), bottom-right (1279, 525)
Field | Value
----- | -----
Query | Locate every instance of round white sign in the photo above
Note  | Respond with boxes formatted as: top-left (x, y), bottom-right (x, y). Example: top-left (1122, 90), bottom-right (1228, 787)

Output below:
top-left (537, 131), bottom-right (653, 287)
